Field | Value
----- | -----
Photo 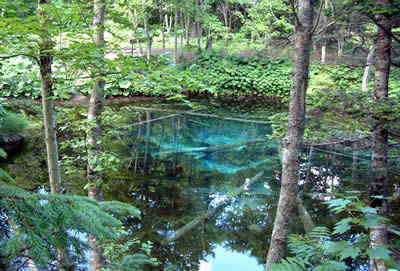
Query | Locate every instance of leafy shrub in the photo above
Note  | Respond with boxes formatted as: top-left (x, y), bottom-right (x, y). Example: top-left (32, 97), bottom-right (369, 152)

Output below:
top-left (0, 106), bottom-right (28, 142)
top-left (272, 192), bottom-right (400, 271)
top-left (189, 51), bottom-right (293, 99)
top-left (0, 57), bottom-right (40, 98)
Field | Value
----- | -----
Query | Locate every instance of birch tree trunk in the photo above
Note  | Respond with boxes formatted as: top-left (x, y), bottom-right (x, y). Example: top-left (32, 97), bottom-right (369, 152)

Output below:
top-left (369, 2), bottom-right (392, 270)
top-left (362, 45), bottom-right (376, 92)
top-left (87, 0), bottom-right (106, 270)
top-left (265, 0), bottom-right (314, 269)
top-left (144, 16), bottom-right (152, 60)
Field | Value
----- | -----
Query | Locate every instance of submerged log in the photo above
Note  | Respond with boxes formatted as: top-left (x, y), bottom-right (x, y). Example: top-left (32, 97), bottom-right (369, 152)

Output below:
top-left (163, 171), bottom-right (264, 244)
top-left (132, 113), bottom-right (180, 127)
top-left (155, 138), bottom-right (266, 157)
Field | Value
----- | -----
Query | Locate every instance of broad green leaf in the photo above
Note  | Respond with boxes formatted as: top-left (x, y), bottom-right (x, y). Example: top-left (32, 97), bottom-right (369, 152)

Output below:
top-left (0, 148), bottom-right (7, 158)
top-left (325, 241), bottom-right (348, 255)
top-left (0, 168), bottom-right (15, 184)
top-left (326, 199), bottom-right (351, 213)
top-left (359, 206), bottom-right (377, 215)
top-left (388, 227), bottom-right (400, 236)
top-left (333, 218), bottom-right (353, 234)
top-left (339, 247), bottom-right (360, 260)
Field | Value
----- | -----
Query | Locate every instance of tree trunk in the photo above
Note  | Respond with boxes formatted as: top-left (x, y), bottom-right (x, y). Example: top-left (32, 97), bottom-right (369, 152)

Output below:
top-left (320, 0), bottom-right (329, 64)
top-left (87, 0), bottom-right (106, 270)
top-left (265, 0), bottom-right (314, 269)
top-left (161, 13), bottom-right (166, 49)
top-left (39, 15), bottom-right (62, 196)
top-left (144, 16), bottom-right (152, 60)
top-left (369, 2), bottom-right (392, 270)
top-left (174, 10), bottom-right (178, 63)
top-left (38, 1), bottom-right (72, 270)
top-left (206, 32), bottom-right (213, 50)
top-left (362, 45), bottom-right (376, 92)
top-left (185, 14), bottom-right (191, 46)
top-left (321, 42), bottom-right (327, 64)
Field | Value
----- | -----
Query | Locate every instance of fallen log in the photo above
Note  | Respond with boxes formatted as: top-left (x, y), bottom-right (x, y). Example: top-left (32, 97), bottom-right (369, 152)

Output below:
top-left (162, 171), bottom-right (264, 244)
top-left (155, 138), bottom-right (266, 157)
top-left (132, 113), bottom-right (180, 127)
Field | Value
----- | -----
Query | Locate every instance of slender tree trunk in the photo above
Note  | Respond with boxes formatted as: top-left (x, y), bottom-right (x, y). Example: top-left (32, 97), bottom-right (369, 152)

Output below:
top-left (174, 10), bottom-right (178, 63)
top-left (144, 16), bottom-right (152, 60)
top-left (320, 0), bottom-right (330, 64)
top-left (38, 1), bottom-right (72, 270)
top-left (265, 0), bottom-right (314, 269)
top-left (185, 14), bottom-right (191, 46)
top-left (369, 2), bottom-right (391, 270)
top-left (39, 14), bottom-right (62, 196)
top-left (166, 14), bottom-right (172, 33)
top-left (196, 0), bottom-right (202, 51)
top-left (321, 42), bottom-right (327, 64)
top-left (87, 0), bottom-right (106, 270)
top-left (205, 31), bottom-right (213, 50)
top-left (161, 13), bottom-right (166, 49)
top-left (362, 45), bottom-right (376, 92)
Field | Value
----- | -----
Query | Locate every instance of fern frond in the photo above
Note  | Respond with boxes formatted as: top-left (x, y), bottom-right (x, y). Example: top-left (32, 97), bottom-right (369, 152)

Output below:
top-left (271, 257), bottom-right (308, 271)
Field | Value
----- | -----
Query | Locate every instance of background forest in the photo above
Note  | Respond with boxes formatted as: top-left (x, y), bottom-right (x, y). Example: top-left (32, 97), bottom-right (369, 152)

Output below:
top-left (0, 0), bottom-right (400, 271)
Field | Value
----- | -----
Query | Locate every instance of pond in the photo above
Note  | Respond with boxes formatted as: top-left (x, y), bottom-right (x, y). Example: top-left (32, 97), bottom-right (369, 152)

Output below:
top-left (3, 103), bottom-right (400, 270)
top-left (105, 107), bottom-right (277, 270)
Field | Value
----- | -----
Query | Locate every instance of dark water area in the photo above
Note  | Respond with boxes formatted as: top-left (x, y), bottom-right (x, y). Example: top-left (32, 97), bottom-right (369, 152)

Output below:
top-left (3, 104), bottom-right (400, 270)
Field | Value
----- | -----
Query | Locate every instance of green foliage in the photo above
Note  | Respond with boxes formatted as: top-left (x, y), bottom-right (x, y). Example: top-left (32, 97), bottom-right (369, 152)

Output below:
top-left (103, 237), bottom-right (159, 271)
top-left (272, 192), bottom-right (400, 271)
top-left (0, 181), bottom-right (139, 267)
top-left (190, 51), bottom-right (292, 99)
top-left (0, 103), bottom-right (28, 143)
top-left (309, 65), bottom-right (364, 92)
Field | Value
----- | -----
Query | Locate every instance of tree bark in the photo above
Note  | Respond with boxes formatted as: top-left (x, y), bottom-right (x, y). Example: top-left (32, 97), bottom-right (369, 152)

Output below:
top-left (369, 2), bottom-right (392, 270)
top-left (265, 0), bottom-right (314, 269)
top-left (87, 0), bottom-right (106, 270)
top-left (362, 45), bottom-right (376, 92)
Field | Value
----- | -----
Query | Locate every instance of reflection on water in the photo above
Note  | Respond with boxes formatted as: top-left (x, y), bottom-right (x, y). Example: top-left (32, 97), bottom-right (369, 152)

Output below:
top-left (201, 245), bottom-right (264, 271)
top-left (110, 109), bottom-right (278, 270)
top-left (5, 105), bottom-right (400, 270)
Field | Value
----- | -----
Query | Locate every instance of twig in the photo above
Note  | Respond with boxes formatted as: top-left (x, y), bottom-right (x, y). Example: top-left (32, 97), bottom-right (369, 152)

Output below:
top-left (311, 0), bottom-right (325, 36)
